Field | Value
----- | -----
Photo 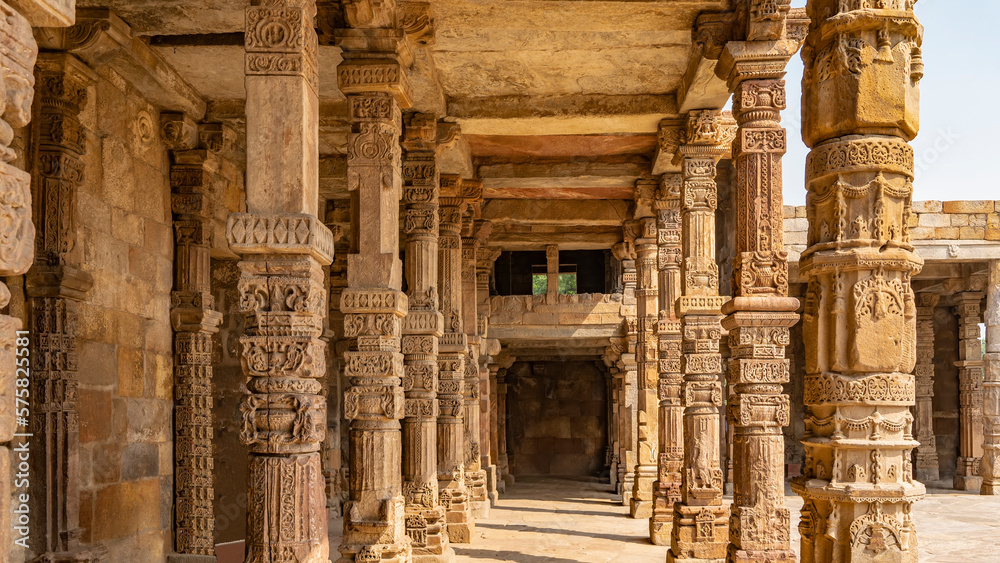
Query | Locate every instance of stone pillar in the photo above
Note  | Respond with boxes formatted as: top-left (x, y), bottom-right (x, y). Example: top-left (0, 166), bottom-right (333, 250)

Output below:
top-left (325, 197), bottom-right (351, 516)
top-left (955, 292), bottom-right (985, 491)
top-left (437, 175), bottom-right (474, 543)
top-left (400, 113), bottom-right (453, 563)
top-left (546, 244), bottom-right (559, 301)
top-left (160, 114), bottom-right (227, 562)
top-left (914, 293), bottom-right (940, 483)
top-left (460, 205), bottom-right (489, 518)
top-left (668, 110), bottom-right (729, 563)
top-left (650, 174), bottom-right (683, 545)
top-left (613, 236), bottom-right (638, 501)
top-left (0, 4), bottom-right (72, 563)
top-left (714, 29), bottom-right (802, 562)
top-left (332, 2), bottom-right (419, 560)
top-left (487, 362), bottom-right (501, 496)
top-left (497, 366), bottom-right (513, 487)
top-left (477, 249), bottom-right (501, 505)
top-left (982, 260), bottom-right (1000, 495)
top-left (231, 2), bottom-right (333, 562)
top-left (630, 207), bottom-right (659, 519)
top-left (25, 51), bottom-right (103, 563)
top-left (608, 363), bottom-right (622, 489)
top-left (794, 0), bottom-right (924, 559)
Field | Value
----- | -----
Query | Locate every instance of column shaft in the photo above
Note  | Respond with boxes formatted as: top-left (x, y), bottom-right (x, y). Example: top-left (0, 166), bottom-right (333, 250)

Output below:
top-left (400, 113), bottom-right (452, 562)
top-left (668, 111), bottom-right (729, 562)
top-left (794, 1), bottom-right (924, 559)
top-left (651, 175), bottom-right (683, 544)
top-left (716, 34), bottom-right (800, 562)
top-left (914, 294), bottom-right (939, 483)
top-left (460, 212), bottom-right (489, 518)
top-left (26, 52), bottom-right (104, 562)
top-left (954, 292), bottom-right (985, 491)
top-left (497, 368), bottom-right (512, 487)
top-left (437, 176), bottom-right (474, 543)
top-left (630, 213), bottom-right (659, 519)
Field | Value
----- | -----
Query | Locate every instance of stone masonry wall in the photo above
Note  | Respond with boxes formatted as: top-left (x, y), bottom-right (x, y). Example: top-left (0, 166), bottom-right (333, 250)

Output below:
top-left (74, 67), bottom-right (174, 559)
top-left (506, 361), bottom-right (607, 477)
top-left (784, 200), bottom-right (1000, 248)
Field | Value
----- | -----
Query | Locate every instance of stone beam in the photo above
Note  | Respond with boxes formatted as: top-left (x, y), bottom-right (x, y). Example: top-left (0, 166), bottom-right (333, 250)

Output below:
top-left (487, 230), bottom-right (622, 251)
top-left (478, 160), bottom-right (647, 191)
top-left (489, 325), bottom-right (621, 341)
top-left (676, 12), bottom-right (734, 113)
top-left (482, 199), bottom-right (632, 226)
top-left (448, 94), bottom-right (678, 136)
top-left (38, 8), bottom-right (207, 119)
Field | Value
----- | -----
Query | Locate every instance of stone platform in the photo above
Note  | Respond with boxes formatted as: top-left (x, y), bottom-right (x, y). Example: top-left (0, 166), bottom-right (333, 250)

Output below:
top-left (328, 477), bottom-right (1000, 563)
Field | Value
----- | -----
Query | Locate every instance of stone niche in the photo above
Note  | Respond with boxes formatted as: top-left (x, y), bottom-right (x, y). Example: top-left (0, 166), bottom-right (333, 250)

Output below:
top-left (506, 360), bottom-right (608, 477)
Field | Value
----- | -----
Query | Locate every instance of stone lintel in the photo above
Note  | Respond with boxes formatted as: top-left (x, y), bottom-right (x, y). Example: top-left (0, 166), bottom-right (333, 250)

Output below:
top-left (42, 8), bottom-right (207, 119)
top-left (449, 94), bottom-right (678, 136)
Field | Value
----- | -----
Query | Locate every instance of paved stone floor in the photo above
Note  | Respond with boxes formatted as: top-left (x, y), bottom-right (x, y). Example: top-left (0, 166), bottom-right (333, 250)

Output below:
top-left (439, 476), bottom-right (1000, 562)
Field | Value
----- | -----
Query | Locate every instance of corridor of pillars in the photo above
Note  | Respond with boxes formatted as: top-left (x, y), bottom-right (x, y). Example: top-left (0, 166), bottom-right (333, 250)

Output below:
top-left (222, 0), bottom-right (956, 562)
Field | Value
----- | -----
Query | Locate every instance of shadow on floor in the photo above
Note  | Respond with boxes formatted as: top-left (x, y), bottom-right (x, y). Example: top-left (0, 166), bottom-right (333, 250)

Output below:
top-left (475, 522), bottom-right (649, 545)
top-left (453, 548), bottom-right (585, 563)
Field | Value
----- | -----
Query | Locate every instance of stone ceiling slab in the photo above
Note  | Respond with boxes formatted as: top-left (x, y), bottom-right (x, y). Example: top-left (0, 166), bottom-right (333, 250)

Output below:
top-left (76, 0), bottom-right (247, 35)
top-left (467, 134), bottom-right (657, 160)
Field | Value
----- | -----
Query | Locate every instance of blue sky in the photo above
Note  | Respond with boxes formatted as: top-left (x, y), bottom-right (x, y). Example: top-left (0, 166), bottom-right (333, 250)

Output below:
top-left (779, 1), bottom-right (1000, 205)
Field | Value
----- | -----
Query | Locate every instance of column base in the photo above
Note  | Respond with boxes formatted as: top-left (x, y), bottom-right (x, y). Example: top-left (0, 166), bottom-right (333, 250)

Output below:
top-left (630, 497), bottom-right (653, 519)
top-left (446, 520), bottom-right (475, 545)
top-left (502, 473), bottom-right (515, 487)
top-left (726, 548), bottom-right (795, 563)
top-left (620, 475), bottom-right (636, 506)
top-left (666, 556), bottom-right (724, 563)
top-left (337, 541), bottom-right (411, 563)
top-left (668, 504), bottom-right (728, 561)
top-left (981, 481), bottom-right (1000, 495)
top-left (955, 474), bottom-right (983, 491)
top-left (485, 464), bottom-right (500, 505)
top-left (650, 519), bottom-right (671, 546)
top-left (413, 546), bottom-right (456, 563)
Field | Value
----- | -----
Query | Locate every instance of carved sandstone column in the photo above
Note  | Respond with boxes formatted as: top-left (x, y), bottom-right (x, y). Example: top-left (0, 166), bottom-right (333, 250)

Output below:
top-left (399, 112), bottom-right (453, 563)
top-left (333, 3), bottom-right (417, 559)
top-left (160, 114), bottom-right (227, 562)
top-left (668, 110), bottom-right (729, 563)
top-left (914, 293), bottom-right (939, 483)
top-left (477, 250), bottom-right (501, 505)
top-left (437, 175), bottom-right (474, 543)
top-left (954, 292), bottom-right (985, 491)
top-left (0, 6), bottom-right (73, 563)
top-left (230, 2), bottom-right (333, 562)
top-left (715, 32), bottom-right (801, 563)
top-left (460, 208), bottom-right (489, 518)
top-left (630, 209), bottom-right (659, 520)
top-left (613, 237), bottom-right (638, 500)
top-left (496, 365), bottom-right (513, 487)
top-left (793, 1), bottom-right (924, 559)
top-left (26, 51), bottom-right (103, 563)
top-left (982, 260), bottom-right (1000, 495)
top-left (325, 197), bottom-right (352, 516)
top-left (650, 174), bottom-right (683, 545)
